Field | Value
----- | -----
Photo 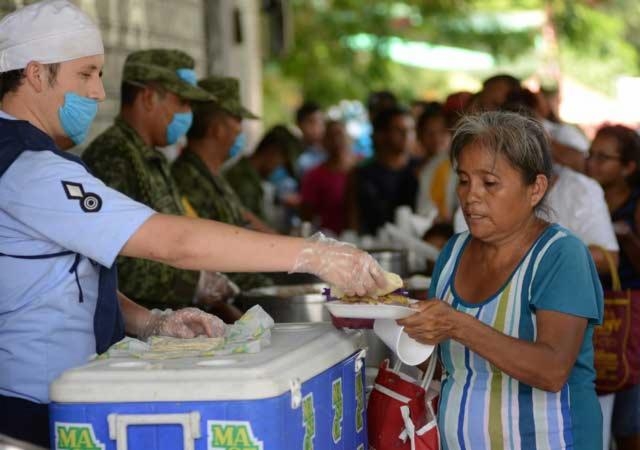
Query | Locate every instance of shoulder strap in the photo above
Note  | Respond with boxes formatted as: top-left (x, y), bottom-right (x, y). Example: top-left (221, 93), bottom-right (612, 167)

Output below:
top-left (592, 244), bottom-right (622, 290)
top-left (0, 117), bottom-right (87, 177)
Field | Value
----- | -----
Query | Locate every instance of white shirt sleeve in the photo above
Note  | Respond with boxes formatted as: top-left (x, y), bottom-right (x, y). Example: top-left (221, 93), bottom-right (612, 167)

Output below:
top-left (548, 169), bottom-right (619, 252)
top-left (0, 150), bottom-right (156, 267)
top-left (566, 179), bottom-right (619, 251)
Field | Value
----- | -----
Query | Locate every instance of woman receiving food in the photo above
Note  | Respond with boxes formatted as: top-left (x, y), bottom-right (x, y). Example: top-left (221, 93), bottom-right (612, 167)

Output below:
top-left (399, 111), bottom-right (604, 449)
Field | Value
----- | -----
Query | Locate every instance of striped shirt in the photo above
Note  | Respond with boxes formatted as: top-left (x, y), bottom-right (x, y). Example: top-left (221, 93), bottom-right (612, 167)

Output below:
top-left (430, 224), bottom-right (604, 450)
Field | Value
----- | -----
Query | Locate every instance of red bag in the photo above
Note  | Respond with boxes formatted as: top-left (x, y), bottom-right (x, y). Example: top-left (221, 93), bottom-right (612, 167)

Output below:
top-left (367, 354), bottom-right (440, 450)
top-left (593, 252), bottom-right (640, 393)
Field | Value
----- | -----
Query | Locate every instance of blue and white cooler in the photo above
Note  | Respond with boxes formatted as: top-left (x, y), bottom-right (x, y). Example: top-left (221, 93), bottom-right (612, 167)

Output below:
top-left (49, 323), bottom-right (368, 450)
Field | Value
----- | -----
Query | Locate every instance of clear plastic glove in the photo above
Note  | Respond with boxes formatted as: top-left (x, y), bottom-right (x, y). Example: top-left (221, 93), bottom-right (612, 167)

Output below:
top-left (196, 271), bottom-right (240, 306)
top-left (138, 307), bottom-right (226, 341)
top-left (290, 232), bottom-right (388, 297)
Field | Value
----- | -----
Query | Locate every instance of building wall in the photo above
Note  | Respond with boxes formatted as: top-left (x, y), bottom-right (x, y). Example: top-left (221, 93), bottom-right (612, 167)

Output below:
top-left (205, 0), bottom-right (264, 151)
top-left (0, 0), bottom-right (262, 147)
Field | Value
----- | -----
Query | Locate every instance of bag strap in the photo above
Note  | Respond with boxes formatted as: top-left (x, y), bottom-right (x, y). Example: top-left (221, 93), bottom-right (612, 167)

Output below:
top-left (396, 349), bottom-right (439, 450)
top-left (421, 349), bottom-right (438, 390)
top-left (391, 346), bottom-right (439, 390)
top-left (399, 405), bottom-right (417, 450)
top-left (593, 245), bottom-right (622, 290)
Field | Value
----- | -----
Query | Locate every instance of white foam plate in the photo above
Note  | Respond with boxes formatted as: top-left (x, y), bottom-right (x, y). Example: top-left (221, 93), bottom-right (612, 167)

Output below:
top-left (325, 299), bottom-right (418, 320)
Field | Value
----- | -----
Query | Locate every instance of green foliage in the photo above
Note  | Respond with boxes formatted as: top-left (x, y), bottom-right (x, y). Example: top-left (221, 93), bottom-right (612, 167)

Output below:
top-left (262, 0), bottom-right (639, 127)
top-left (552, 1), bottom-right (638, 95)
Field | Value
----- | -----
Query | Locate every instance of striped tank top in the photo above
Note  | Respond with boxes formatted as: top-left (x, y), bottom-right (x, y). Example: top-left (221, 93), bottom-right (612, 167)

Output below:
top-left (431, 224), bottom-right (603, 450)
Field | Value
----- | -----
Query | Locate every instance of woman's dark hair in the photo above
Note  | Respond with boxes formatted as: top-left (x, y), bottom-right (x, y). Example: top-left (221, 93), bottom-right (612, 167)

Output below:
top-left (451, 110), bottom-right (553, 212)
top-left (595, 124), bottom-right (640, 186)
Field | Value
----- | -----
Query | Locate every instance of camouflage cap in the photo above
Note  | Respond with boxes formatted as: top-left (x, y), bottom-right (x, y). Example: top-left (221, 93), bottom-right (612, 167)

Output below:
top-left (197, 76), bottom-right (259, 119)
top-left (122, 49), bottom-right (215, 102)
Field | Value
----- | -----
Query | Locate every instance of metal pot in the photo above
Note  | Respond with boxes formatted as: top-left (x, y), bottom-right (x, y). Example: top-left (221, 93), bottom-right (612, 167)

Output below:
top-left (235, 283), bottom-right (328, 323)
top-left (366, 248), bottom-right (409, 278)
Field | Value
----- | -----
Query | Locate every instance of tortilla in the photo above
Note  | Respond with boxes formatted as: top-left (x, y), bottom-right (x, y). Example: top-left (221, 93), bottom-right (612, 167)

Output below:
top-left (147, 336), bottom-right (225, 352)
top-left (331, 270), bottom-right (403, 299)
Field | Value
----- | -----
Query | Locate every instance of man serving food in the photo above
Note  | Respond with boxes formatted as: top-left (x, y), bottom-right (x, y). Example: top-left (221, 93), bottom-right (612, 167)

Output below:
top-left (0, 1), bottom-right (392, 446)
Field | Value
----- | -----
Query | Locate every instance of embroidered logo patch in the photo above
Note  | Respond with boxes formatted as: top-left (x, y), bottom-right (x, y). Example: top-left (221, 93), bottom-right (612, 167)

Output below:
top-left (61, 181), bottom-right (102, 213)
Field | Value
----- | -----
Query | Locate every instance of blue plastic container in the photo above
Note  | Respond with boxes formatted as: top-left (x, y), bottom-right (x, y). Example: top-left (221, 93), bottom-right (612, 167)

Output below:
top-left (49, 323), bottom-right (367, 450)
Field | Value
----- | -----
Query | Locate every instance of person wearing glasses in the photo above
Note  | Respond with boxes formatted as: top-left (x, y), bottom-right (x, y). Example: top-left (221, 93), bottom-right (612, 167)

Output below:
top-left (587, 124), bottom-right (640, 450)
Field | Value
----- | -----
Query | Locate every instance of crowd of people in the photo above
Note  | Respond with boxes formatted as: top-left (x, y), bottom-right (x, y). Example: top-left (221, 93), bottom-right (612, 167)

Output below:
top-left (1, 1), bottom-right (639, 449)
top-left (259, 75), bottom-right (639, 448)
top-left (227, 77), bottom-right (640, 450)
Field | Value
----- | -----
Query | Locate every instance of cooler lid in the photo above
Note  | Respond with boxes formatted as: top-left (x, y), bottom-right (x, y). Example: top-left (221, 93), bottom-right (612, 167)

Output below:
top-left (50, 323), bottom-right (364, 403)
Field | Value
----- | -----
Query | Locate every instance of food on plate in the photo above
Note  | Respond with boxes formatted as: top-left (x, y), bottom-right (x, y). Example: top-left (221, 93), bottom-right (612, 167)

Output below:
top-left (338, 293), bottom-right (410, 306)
top-left (330, 270), bottom-right (403, 299)
top-left (325, 271), bottom-right (409, 306)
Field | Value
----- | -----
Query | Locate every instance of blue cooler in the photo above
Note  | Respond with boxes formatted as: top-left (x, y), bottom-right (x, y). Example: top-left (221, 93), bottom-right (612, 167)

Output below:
top-left (49, 323), bottom-right (367, 450)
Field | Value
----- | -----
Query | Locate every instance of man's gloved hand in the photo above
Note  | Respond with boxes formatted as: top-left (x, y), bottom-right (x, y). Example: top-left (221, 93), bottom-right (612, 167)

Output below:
top-left (138, 307), bottom-right (226, 341)
top-left (290, 232), bottom-right (389, 297)
top-left (196, 271), bottom-right (240, 307)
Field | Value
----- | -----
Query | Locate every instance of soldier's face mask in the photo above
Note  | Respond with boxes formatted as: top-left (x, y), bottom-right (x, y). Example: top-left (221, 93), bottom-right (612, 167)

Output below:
top-left (58, 92), bottom-right (98, 145)
top-left (152, 87), bottom-right (193, 146)
top-left (229, 132), bottom-right (246, 158)
top-left (166, 110), bottom-right (193, 146)
top-left (268, 165), bottom-right (288, 184)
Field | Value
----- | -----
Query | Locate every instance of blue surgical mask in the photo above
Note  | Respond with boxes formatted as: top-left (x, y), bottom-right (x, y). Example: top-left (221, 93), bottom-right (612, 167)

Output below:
top-left (229, 132), bottom-right (247, 158)
top-left (166, 111), bottom-right (193, 145)
top-left (58, 92), bottom-right (98, 145)
top-left (268, 165), bottom-right (289, 184)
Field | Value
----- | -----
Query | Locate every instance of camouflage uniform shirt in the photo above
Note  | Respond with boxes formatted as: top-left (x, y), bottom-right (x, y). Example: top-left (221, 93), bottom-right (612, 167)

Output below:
top-left (83, 117), bottom-right (199, 308)
top-left (223, 157), bottom-right (267, 222)
top-left (172, 150), bottom-right (247, 225)
top-left (172, 150), bottom-right (273, 290)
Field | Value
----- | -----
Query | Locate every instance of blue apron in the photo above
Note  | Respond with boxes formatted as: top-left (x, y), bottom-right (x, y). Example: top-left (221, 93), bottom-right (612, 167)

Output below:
top-left (0, 117), bottom-right (124, 354)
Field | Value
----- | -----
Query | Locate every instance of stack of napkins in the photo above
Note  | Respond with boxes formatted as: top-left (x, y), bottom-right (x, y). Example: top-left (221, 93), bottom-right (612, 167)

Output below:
top-left (96, 305), bottom-right (274, 360)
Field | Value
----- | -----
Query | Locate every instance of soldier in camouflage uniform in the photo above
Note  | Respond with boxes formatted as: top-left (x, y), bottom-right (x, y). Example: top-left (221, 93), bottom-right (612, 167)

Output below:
top-left (83, 49), bottom-right (238, 314)
top-left (224, 125), bottom-right (298, 223)
top-left (172, 76), bottom-right (274, 290)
